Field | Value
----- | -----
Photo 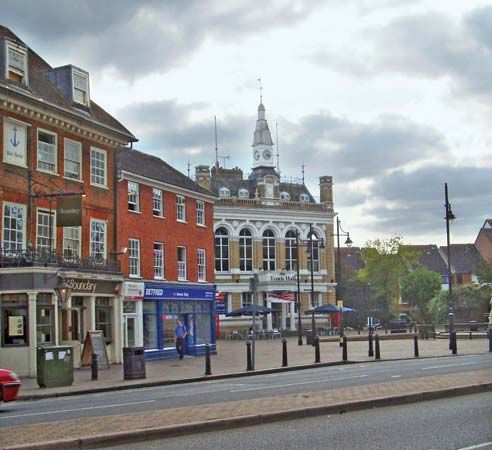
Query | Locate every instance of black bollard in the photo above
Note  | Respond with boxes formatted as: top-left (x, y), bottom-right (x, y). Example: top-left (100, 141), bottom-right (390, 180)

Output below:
top-left (375, 334), bottom-right (381, 360)
top-left (246, 340), bottom-right (253, 371)
top-left (357, 326), bottom-right (361, 335)
top-left (469, 331), bottom-right (472, 340)
top-left (282, 338), bottom-right (288, 367)
top-left (342, 336), bottom-right (348, 361)
top-left (314, 336), bottom-right (321, 363)
top-left (368, 333), bottom-right (374, 357)
top-left (205, 343), bottom-right (212, 376)
top-left (488, 330), bottom-right (492, 353)
top-left (91, 353), bottom-right (98, 381)
top-left (384, 326), bottom-right (388, 335)
top-left (414, 334), bottom-right (419, 357)
top-left (451, 331), bottom-right (457, 355)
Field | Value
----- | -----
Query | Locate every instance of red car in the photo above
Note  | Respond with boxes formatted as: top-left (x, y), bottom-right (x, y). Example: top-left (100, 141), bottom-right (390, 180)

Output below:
top-left (0, 369), bottom-right (21, 402)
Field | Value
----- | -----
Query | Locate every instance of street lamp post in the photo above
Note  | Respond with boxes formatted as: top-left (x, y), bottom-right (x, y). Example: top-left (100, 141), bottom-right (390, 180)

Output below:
top-left (335, 217), bottom-right (352, 346)
top-left (444, 183), bottom-right (456, 353)
top-left (309, 224), bottom-right (318, 346)
top-left (295, 231), bottom-right (303, 346)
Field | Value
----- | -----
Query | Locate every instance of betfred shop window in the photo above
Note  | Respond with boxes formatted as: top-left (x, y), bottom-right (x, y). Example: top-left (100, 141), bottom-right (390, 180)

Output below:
top-left (1, 294), bottom-right (28, 347)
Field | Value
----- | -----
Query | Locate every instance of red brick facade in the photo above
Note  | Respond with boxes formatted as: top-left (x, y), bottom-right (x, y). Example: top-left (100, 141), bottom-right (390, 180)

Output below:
top-left (117, 178), bottom-right (215, 283)
top-left (0, 108), bottom-right (122, 255)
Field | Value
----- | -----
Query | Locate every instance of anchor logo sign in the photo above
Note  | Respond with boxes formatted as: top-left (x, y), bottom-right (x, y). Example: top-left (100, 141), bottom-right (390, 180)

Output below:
top-left (10, 127), bottom-right (20, 147)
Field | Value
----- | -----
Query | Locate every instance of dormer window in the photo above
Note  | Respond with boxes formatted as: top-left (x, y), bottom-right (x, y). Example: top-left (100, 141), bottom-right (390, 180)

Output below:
top-left (280, 191), bottom-right (290, 201)
top-left (300, 193), bottom-right (310, 202)
top-left (6, 41), bottom-right (28, 85)
top-left (219, 187), bottom-right (230, 198)
top-left (238, 189), bottom-right (249, 199)
top-left (72, 69), bottom-right (89, 106)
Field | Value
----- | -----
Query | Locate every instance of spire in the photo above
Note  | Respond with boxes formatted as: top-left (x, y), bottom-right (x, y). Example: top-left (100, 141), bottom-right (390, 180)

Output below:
top-left (252, 101), bottom-right (273, 146)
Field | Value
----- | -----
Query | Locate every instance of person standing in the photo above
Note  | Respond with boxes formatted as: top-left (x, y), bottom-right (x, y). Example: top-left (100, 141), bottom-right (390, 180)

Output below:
top-left (175, 319), bottom-right (188, 360)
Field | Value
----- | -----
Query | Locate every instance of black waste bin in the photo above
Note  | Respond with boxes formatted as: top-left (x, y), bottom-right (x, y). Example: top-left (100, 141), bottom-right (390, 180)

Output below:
top-left (123, 347), bottom-right (146, 380)
top-left (306, 330), bottom-right (314, 345)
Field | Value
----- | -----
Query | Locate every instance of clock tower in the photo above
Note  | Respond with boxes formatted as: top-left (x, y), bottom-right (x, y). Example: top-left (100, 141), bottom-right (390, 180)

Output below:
top-left (252, 102), bottom-right (275, 169)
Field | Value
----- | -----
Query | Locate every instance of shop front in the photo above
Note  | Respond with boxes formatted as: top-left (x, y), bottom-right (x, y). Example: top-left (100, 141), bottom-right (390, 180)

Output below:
top-left (143, 283), bottom-right (216, 360)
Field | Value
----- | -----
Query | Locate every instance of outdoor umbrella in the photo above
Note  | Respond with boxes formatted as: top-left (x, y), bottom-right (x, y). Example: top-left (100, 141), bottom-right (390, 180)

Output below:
top-left (226, 305), bottom-right (273, 316)
top-left (304, 304), bottom-right (357, 314)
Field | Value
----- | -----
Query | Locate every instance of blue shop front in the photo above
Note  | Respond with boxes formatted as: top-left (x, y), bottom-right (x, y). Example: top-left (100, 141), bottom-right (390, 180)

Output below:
top-left (143, 283), bottom-right (217, 360)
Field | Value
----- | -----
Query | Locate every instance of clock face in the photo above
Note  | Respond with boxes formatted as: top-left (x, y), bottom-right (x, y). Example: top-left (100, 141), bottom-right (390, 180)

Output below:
top-left (254, 150), bottom-right (260, 160)
top-left (263, 149), bottom-right (272, 159)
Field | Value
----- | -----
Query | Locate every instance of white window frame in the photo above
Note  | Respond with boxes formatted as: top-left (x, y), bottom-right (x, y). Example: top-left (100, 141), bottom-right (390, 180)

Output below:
top-left (300, 193), bottom-right (310, 202)
top-left (90, 147), bottom-right (107, 188)
top-left (90, 218), bottom-right (106, 259)
top-left (37, 128), bottom-right (57, 174)
top-left (63, 138), bottom-right (82, 181)
top-left (63, 226), bottom-right (81, 257)
top-left (197, 248), bottom-right (206, 282)
top-left (176, 195), bottom-right (186, 222)
top-left (177, 246), bottom-right (187, 281)
top-left (153, 242), bottom-right (164, 279)
top-left (72, 69), bottom-right (90, 106)
top-left (2, 202), bottom-right (26, 251)
top-left (238, 189), bottom-right (249, 199)
top-left (241, 292), bottom-right (253, 308)
top-left (262, 229), bottom-right (276, 271)
top-left (280, 191), bottom-right (291, 201)
top-left (214, 227), bottom-right (229, 272)
top-left (239, 228), bottom-right (253, 272)
top-left (6, 41), bottom-right (28, 85)
top-left (285, 230), bottom-right (298, 271)
top-left (128, 181), bottom-right (140, 212)
top-left (128, 238), bottom-right (141, 278)
top-left (36, 208), bottom-right (56, 251)
top-left (219, 187), bottom-right (230, 198)
top-left (152, 188), bottom-right (163, 217)
top-left (196, 200), bottom-right (205, 226)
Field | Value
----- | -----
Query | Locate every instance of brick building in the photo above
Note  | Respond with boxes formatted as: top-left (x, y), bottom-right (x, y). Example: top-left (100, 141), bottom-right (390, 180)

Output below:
top-left (475, 219), bottom-right (492, 263)
top-left (0, 26), bottom-right (136, 375)
top-left (196, 102), bottom-right (336, 335)
top-left (116, 149), bottom-right (216, 359)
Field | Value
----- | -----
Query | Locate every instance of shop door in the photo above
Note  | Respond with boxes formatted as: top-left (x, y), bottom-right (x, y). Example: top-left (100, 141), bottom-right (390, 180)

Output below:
top-left (70, 297), bottom-right (85, 342)
top-left (123, 315), bottom-right (137, 347)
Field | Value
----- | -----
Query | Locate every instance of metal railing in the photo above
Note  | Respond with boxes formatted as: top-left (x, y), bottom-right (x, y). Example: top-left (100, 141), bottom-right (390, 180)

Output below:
top-left (0, 246), bottom-right (121, 272)
top-left (216, 198), bottom-right (333, 211)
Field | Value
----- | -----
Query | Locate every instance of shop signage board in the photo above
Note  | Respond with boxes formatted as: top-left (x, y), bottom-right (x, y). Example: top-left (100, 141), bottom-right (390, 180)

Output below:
top-left (122, 281), bottom-right (144, 300)
top-left (144, 284), bottom-right (215, 301)
top-left (81, 331), bottom-right (109, 368)
top-left (56, 196), bottom-right (82, 227)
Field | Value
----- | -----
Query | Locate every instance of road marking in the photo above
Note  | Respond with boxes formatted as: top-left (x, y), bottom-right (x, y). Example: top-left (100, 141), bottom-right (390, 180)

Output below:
top-left (421, 362), bottom-right (477, 370)
top-left (0, 400), bottom-right (155, 420)
top-left (391, 375), bottom-right (401, 378)
top-left (229, 375), bottom-right (368, 392)
top-left (458, 442), bottom-right (492, 450)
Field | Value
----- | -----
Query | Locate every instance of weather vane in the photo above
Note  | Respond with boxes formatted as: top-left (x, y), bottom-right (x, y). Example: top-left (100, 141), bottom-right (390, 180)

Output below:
top-left (258, 77), bottom-right (263, 103)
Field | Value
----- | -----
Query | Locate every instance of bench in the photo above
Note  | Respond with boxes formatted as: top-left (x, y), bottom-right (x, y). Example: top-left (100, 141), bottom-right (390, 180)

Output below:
top-left (444, 322), bottom-right (489, 333)
top-left (414, 324), bottom-right (436, 339)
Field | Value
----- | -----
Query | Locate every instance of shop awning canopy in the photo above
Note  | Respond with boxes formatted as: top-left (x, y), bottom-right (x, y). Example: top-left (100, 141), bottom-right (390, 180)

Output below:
top-left (305, 304), bottom-right (357, 314)
top-left (226, 305), bottom-right (273, 316)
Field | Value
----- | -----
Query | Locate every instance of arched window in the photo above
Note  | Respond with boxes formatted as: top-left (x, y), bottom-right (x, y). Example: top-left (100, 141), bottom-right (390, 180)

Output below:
top-left (219, 187), bottom-right (230, 198)
top-left (262, 229), bottom-right (276, 271)
top-left (307, 231), bottom-right (320, 272)
top-left (300, 193), bottom-right (310, 202)
top-left (280, 191), bottom-right (290, 201)
top-left (238, 189), bottom-right (249, 199)
top-left (285, 230), bottom-right (297, 271)
top-left (215, 227), bottom-right (229, 272)
top-left (239, 228), bottom-right (253, 271)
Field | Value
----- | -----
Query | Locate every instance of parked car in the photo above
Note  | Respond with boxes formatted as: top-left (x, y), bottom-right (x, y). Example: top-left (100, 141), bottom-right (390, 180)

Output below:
top-left (0, 369), bottom-right (21, 402)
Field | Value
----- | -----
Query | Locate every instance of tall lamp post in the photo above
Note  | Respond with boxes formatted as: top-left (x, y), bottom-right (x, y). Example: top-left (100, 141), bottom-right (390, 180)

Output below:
top-left (295, 231), bottom-right (303, 346)
top-left (335, 217), bottom-right (352, 346)
top-left (444, 183), bottom-right (456, 353)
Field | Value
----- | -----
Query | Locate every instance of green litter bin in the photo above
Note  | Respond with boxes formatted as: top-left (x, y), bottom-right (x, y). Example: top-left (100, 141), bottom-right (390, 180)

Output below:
top-left (37, 345), bottom-right (73, 388)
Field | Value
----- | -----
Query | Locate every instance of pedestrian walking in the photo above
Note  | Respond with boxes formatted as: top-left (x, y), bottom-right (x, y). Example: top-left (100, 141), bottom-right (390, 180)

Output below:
top-left (175, 319), bottom-right (188, 360)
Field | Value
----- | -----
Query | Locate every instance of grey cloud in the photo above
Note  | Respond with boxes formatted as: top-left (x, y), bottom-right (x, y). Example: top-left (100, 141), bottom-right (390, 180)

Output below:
top-left (366, 165), bottom-right (492, 239)
top-left (2, 0), bottom-right (322, 79)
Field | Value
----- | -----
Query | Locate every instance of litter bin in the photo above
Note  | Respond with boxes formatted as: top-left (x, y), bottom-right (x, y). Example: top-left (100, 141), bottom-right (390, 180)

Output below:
top-left (306, 330), bottom-right (314, 345)
top-left (123, 347), bottom-right (146, 380)
top-left (37, 345), bottom-right (73, 388)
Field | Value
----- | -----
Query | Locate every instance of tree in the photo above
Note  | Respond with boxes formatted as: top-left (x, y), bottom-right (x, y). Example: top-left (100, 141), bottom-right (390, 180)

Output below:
top-left (358, 235), bottom-right (420, 321)
top-left (427, 291), bottom-right (448, 324)
top-left (401, 268), bottom-right (442, 321)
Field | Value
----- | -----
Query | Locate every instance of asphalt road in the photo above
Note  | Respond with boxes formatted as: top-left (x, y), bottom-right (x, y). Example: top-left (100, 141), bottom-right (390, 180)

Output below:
top-left (0, 353), bottom-right (490, 428)
top-left (108, 392), bottom-right (492, 450)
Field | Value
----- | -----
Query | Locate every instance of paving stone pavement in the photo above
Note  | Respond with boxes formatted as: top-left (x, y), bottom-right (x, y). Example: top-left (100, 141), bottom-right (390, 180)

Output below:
top-left (3, 369), bottom-right (492, 449)
top-left (19, 334), bottom-right (490, 399)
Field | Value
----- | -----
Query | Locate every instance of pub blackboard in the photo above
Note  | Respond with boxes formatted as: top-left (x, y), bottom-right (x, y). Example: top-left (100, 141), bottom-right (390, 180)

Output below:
top-left (81, 331), bottom-right (110, 368)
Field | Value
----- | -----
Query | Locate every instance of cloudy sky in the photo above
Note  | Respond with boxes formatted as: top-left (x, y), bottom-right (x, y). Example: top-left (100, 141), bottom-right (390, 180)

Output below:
top-left (3, 0), bottom-right (491, 247)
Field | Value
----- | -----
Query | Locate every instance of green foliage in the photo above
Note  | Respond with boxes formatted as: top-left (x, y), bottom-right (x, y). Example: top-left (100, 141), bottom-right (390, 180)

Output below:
top-left (427, 291), bottom-right (448, 323)
top-left (358, 235), bottom-right (420, 320)
top-left (475, 259), bottom-right (492, 286)
top-left (401, 268), bottom-right (442, 320)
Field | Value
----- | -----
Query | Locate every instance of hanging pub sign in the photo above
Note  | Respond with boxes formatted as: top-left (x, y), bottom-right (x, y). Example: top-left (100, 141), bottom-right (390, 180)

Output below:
top-left (56, 196), bottom-right (82, 227)
top-left (3, 119), bottom-right (27, 167)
